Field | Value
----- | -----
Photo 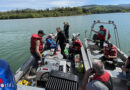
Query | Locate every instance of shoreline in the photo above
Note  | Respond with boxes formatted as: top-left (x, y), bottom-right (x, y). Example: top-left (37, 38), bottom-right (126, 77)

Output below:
top-left (0, 12), bottom-right (130, 20)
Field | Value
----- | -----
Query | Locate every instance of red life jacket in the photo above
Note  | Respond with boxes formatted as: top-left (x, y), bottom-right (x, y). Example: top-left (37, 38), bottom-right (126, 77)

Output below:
top-left (30, 34), bottom-right (43, 53)
top-left (98, 28), bottom-right (106, 40)
top-left (105, 45), bottom-right (117, 56)
top-left (92, 71), bottom-right (113, 90)
top-left (73, 39), bottom-right (82, 51)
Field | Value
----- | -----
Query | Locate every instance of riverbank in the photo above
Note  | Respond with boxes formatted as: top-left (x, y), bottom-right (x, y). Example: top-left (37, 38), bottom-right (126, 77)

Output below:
top-left (0, 5), bottom-right (130, 20)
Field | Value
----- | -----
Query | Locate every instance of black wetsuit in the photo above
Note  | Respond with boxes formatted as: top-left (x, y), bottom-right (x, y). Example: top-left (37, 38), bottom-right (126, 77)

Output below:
top-left (64, 24), bottom-right (69, 41)
top-left (56, 31), bottom-right (67, 59)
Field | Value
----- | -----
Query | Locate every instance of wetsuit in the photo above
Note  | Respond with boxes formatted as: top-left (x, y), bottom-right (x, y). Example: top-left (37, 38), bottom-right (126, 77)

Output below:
top-left (64, 24), bottom-right (69, 42)
top-left (56, 31), bottom-right (67, 59)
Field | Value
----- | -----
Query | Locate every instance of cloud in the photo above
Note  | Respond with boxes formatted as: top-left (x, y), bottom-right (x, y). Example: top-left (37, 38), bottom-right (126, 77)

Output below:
top-left (50, 0), bottom-right (85, 7)
top-left (0, 0), bottom-right (87, 11)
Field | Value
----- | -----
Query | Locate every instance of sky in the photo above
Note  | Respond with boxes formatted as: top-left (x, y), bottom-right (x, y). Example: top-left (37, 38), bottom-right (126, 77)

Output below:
top-left (0, 0), bottom-right (130, 11)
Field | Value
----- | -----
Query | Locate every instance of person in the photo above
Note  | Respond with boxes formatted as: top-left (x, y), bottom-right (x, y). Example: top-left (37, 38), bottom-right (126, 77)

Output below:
top-left (45, 34), bottom-right (58, 55)
top-left (121, 56), bottom-right (130, 80)
top-left (30, 30), bottom-right (45, 68)
top-left (92, 25), bottom-right (107, 53)
top-left (82, 60), bottom-right (113, 90)
top-left (64, 22), bottom-right (70, 43)
top-left (102, 43), bottom-right (117, 64)
top-left (69, 37), bottom-right (82, 55)
top-left (56, 27), bottom-right (67, 59)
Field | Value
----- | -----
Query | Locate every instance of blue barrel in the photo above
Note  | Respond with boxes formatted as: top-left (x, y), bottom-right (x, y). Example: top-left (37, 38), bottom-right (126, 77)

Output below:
top-left (0, 59), bottom-right (17, 90)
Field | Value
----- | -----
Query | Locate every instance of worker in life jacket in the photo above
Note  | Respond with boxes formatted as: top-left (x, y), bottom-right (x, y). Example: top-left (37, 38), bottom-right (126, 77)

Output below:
top-left (69, 37), bottom-right (82, 59)
top-left (121, 56), bottom-right (130, 80)
top-left (102, 43), bottom-right (117, 64)
top-left (45, 34), bottom-right (58, 55)
top-left (30, 30), bottom-right (45, 68)
top-left (82, 60), bottom-right (113, 90)
top-left (92, 25), bottom-right (107, 53)
top-left (72, 38), bottom-right (82, 52)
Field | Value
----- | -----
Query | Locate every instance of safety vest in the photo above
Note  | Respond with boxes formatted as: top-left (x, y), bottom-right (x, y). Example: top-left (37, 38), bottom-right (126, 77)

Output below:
top-left (30, 34), bottom-right (43, 53)
top-left (92, 71), bottom-right (113, 90)
top-left (98, 28), bottom-right (106, 40)
top-left (105, 45), bottom-right (117, 56)
top-left (73, 39), bottom-right (82, 51)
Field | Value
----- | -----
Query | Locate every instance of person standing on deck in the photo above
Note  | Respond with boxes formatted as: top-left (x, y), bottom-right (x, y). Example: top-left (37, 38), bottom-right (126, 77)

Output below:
top-left (82, 60), bottom-right (113, 90)
top-left (56, 27), bottom-right (67, 59)
top-left (64, 22), bottom-right (70, 43)
top-left (92, 25), bottom-right (107, 53)
top-left (30, 30), bottom-right (45, 68)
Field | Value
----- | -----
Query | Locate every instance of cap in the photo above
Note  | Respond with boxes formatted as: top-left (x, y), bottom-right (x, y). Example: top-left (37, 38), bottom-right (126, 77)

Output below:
top-left (38, 30), bottom-right (46, 35)
top-left (49, 33), bottom-right (53, 37)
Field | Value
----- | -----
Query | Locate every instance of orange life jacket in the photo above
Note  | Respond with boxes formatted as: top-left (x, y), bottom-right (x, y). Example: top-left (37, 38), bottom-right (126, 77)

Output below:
top-left (105, 45), bottom-right (117, 56)
top-left (92, 71), bottom-right (113, 90)
top-left (30, 34), bottom-right (43, 53)
top-left (73, 39), bottom-right (82, 51)
top-left (98, 28), bottom-right (106, 40)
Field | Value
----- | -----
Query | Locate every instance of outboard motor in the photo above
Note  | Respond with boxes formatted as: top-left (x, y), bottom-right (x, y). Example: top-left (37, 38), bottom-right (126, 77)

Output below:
top-left (0, 59), bottom-right (17, 90)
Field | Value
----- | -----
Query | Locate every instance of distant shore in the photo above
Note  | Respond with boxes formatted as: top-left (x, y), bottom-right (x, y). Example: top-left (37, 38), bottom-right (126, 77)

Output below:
top-left (0, 6), bottom-right (130, 20)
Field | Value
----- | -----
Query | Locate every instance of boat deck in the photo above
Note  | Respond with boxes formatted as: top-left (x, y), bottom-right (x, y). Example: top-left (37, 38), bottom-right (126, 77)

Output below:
top-left (85, 39), bottom-right (130, 90)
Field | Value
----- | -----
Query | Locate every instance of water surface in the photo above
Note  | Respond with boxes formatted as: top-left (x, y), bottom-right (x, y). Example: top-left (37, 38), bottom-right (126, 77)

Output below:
top-left (0, 13), bottom-right (130, 73)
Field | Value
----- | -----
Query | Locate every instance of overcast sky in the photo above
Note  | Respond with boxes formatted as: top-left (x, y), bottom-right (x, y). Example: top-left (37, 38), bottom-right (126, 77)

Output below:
top-left (0, 0), bottom-right (130, 11)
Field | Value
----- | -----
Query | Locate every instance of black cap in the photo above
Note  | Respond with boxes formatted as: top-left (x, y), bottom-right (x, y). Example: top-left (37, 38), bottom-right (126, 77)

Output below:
top-left (38, 30), bottom-right (45, 35)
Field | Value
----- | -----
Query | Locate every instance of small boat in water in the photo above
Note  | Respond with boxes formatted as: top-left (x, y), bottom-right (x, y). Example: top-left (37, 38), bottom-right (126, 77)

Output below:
top-left (15, 33), bottom-right (87, 90)
top-left (15, 21), bottom-right (130, 90)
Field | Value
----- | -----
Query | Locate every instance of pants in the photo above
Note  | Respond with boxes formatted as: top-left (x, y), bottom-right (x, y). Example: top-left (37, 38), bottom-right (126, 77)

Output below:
top-left (100, 39), bottom-right (105, 49)
top-left (96, 39), bottom-right (105, 49)
top-left (59, 43), bottom-right (67, 59)
top-left (69, 47), bottom-right (81, 59)
top-left (46, 44), bottom-right (58, 53)
top-left (101, 56), bottom-right (117, 64)
top-left (31, 51), bottom-right (41, 68)
top-left (65, 32), bottom-right (69, 40)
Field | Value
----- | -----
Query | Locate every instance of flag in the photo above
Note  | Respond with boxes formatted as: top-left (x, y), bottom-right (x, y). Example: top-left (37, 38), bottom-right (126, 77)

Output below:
top-left (107, 30), bottom-right (111, 40)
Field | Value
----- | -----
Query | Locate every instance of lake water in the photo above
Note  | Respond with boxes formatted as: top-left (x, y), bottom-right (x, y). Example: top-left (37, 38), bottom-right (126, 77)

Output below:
top-left (0, 13), bottom-right (130, 73)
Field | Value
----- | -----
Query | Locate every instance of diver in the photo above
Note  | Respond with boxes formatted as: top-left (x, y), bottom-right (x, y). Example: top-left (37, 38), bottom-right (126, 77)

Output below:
top-left (121, 56), bottom-right (130, 80)
top-left (30, 30), bottom-right (45, 68)
top-left (92, 25), bottom-right (107, 53)
top-left (82, 60), bottom-right (113, 90)
top-left (64, 22), bottom-right (70, 43)
top-left (101, 43), bottom-right (117, 65)
top-left (45, 33), bottom-right (58, 55)
top-left (56, 27), bottom-right (67, 59)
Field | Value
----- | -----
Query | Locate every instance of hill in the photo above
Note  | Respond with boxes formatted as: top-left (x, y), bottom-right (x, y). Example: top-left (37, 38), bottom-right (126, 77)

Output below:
top-left (0, 4), bottom-right (130, 19)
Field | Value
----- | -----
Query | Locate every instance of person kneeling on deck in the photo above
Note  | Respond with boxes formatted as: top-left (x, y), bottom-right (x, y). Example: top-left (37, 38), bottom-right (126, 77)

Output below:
top-left (69, 37), bottom-right (82, 58)
top-left (82, 60), bottom-right (113, 90)
top-left (30, 30), bottom-right (45, 68)
top-left (56, 27), bottom-right (67, 59)
top-left (121, 56), bottom-right (130, 80)
top-left (45, 34), bottom-right (58, 55)
top-left (102, 43), bottom-right (117, 65)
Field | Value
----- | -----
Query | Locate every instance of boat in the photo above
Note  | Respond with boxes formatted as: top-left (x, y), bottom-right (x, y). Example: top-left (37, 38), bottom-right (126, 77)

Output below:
top-left (15, 21), bottom-right (130, 90)
top-left (15, 33), bottom-right (89, 90)
top-left (84, 20), bottom-right (130, 90)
